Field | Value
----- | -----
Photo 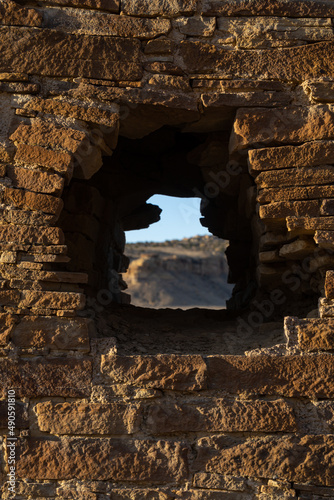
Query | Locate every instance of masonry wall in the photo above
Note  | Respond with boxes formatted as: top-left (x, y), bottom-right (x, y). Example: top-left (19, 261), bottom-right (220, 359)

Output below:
top-left (1, 0), bottom-right (334, 498)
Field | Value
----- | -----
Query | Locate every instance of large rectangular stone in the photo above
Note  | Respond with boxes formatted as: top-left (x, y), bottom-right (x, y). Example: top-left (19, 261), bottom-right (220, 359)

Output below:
top-left (3, 187), bottom-right (63, 216)
top-left (257, 186), bottom-right (334, 204)
top-left (19, 291), bottom-right (86, 311)
top-left (35, 402), bottom-right (141, 434)
top-left (206, 354), bottom-right (334, 397)
top-left (248, 141), bottom-right (334, 173)
top-left (0, 27), bottom-right (142, 81)
top-left (16, 438), bottom-right (189, 482)
top-left (287, 217), bottom-right (334, 232)
top-left (37, 0), bottom-right (119, 11)
top-left (202, 91), bottom-right (292, 108)
top-left (14, 144), bottom-right (73, 179)
top-left (0, 358), bottom-right (92, 398)
top-left (259, 200), bottom-right (320, 220)
top-left (146, 400), bottom-right (296, 433)
top-left (11, 316), bottom-right (92, 351)
top-left (289, 317), bottom-right (334, 352)
top-left (201, 0), bottom-right (334, 16)
top-left (0, 226), bottom-right (65, 245)
top-left (45, 9), bottom-right (171, 39)
top-left (255, 166), bottom-right (334, 189)
top-left (178, 41), bottom-right (334, 82)
top-left (101, 354), bottom-right (207, 391)
top-left (194, 435), bottom-right (334, 487)
top-left (231, 106), bottom-right (334, 152)
top-left (6, 165), bottom-right (64, 196)
top-left (122, 0), bottom-right (197, 16)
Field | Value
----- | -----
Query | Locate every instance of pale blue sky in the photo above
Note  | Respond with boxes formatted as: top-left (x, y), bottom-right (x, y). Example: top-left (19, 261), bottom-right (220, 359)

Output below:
top-left (125, 195), bottom-right (210, 243)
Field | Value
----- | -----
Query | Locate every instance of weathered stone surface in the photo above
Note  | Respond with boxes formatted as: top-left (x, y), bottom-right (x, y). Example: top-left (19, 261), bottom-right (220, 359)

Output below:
top-left (173, 491), bottom-right (248, 499)
top-left (0, 312), bottom-right (17, 345)
top-left (256, 167), bottom-right (334, 189)
top-left (122, 0), bottom-right (197, 16)
top-left (0, 358), bottom-right (92, 397)
top-left (2, 187), bottom-right (63, 215)
top-left (231, 106), bottom-right (334, 152)
top-left (7, 165), bottom-right (65, 195)
top-left (146, 400), bottom-right (296, 433)
top-left (314, 230), bottom-right (334, 248)
top-left (0, 27), bottom-right (142, 81)
top-left (24, 97), bottom-right (119, 129)
top-left (279, 239), bottom-right (316, 259)
top-left (14, 144), bottom-right (73, 179)
top-left (0, 290), bottom-right (21, 307)
top-left (0, 226), bottom-right (64, 244)
top-left (45, 9), bottom-right (171, 39)
top-left (259, 201), bottom-right (320, 220)
top-left (145, 39), bottom-right (175, 55)
top-left (193, 473), bottom-right (251, 492)
top-left (0, 0), bottom-right (42, 27)
top-left (0, 400), bottom-right (28, 428)
top-left (319, 297), bottom-right (334, 318)
top-left (325, 270), bottom-right (334, 299)
top-left (248, 141), bottom-right (334, 172)
top-left (206, 355), bottom-right (334, 397)
top-left (15, 481), bottom-right (57, 498)
top-left (217, 17), bottom-right (334, 48)
top-left (202, 91), bottom-right (292, 108)
top-left (178, 41), bottom-right (334, 82)
top-left (11, 316), bottom-right (92, 350)
top-left (257, 185), bottom-right (334, 204)
top-left (287, 217), bottom-right (334, 233)
top-left (291, 317), bottom-right (334, 351)
top-left (202, 0), bottom-right (334, 17)
top-left (305, 81), bottom-right (334, 102)
top-left (105, 490), bottom-right (169, 500)
top-left (19, 291), bottom-right (86, 310)
top-left (35, 402), bottom-right (141, 434)
top-left (101, 354), bottom-right (207, 391)
top-left (16, 438), bottom-right (189, 481)
top-left (194, 435), bottom-right (334, 486)
top-left (174, 16), bottom-right (216, 37)
top-left (38, 0), bottom-right (119, 11)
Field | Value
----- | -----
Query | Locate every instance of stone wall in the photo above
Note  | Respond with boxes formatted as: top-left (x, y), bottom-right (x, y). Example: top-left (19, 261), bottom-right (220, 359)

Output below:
top-left (1, 0), bottom-right (334, 497)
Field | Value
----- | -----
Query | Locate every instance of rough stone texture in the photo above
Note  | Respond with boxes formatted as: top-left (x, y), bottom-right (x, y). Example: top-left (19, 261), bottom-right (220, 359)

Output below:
top-left (101, 354), bottom-right (207, 391)
top-left (178, 41), bottom-right (334, 81)
top-left (0, 358), bottom-right (92, 397)
top-left (325, 270), bottom-right (334, 299)
top-left (146, 400), bottom-right (296, 433)
top-left (0, 28), bottom-right (142, 81)
top-left (194, 435), bottom-right (334, 486)
top-left (35, 402), bottom-right (141, 434)
top-left (206, 355), bottom-right (334, 397)
top-left (122, 0), bottom-right (197, 17)
top-left (0, 0), bottom-right (43, 27)
top-left (201, 0), bottom-right (334, 17)
top-left (11, 316), bottom-right (92, 350)
top-left (231, 106), bottom-right (334, 152)
top-left (16, 438), bottom-right (189, 482)
top-left (0, 312), bottom-right (17, 345)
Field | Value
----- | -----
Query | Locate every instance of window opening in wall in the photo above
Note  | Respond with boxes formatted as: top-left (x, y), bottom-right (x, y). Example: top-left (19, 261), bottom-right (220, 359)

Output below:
top-left (124, 194), bottom-right (234, 310)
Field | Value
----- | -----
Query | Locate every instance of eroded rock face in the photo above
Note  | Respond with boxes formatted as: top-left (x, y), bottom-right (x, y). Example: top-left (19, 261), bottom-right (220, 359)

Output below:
top-left (1, 1), bottom-right (334, 498)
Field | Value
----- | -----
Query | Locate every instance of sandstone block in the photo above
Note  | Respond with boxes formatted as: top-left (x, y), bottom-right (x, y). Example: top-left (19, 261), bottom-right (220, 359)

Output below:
top-left (0, 0), bottom-right (42, 26)
top-left (16, 438), bottom-right (189, 482)
top-left (19, 291), bottom-right (86, 311)
top-left (3, 187), bottom-right (63, 216)
top-left (122, 0), bottom-right (197, 16)
top-left (144, 39), bottom-right (175, 55)
top-left (11, 316), bottom-right (92, 351)
top-left (0, 312), bottom-right (17, 346)
top-left (217, 17), bottom-right (334, 49)
top-left (203, 91), bottom-right (292, 109)
top-left (319, 297), bottom-right (334, 318)
top-left (290, 317), bottom-right (334, 351)
top-left (201, 0), bottom-right (334, 16)
top-left (194, 435), bottom-right (334, 486)
top-left (45, 9), bottom-right (171, 39)
top-left (231, 106), bottom-right (334, 152)
top-left (287, 217), bottom-right (334, 233)
top-left (178, 41), bottom-right (334, 82)
top-left (193, 473), bottom-right (251, 491)
top-left (0, 358), bottom-right (92, 398)
top-left (0, 28), bottom-right (142, 81)
top-left (35, 402), bottom-right (141, 434)
top-left (257, 186), bottom-right (334, 204)
top-left (15, 482), bottom-right (56, 498)
top-left (101, 354), bottom-right (207, 391)
top-left (259, 201), bottom-right (320, 220)
top-left (314, 230), bottom-right (334, 248)
top-left (279, 239), bottom-right (316, 260)
top-left (325, 270), bottom-right (334, 299)
top-left (106, 490), bottom-right (168, 500)
top-left (6, 165), bottom-right (64, 196)
top-left (0, 290), bottom-right (20, 307)
top-left (146, 399), bottom-right (296, 433)
top-left (248, 141), bottom-right (334, 172)
top-left (305, 81), bottom-right (334, 103)
top-left (173, 16), bottom-right (216, 37)
top-left (206, 354), bottom-right (334, 397)
top-left (0, 226), bottom-right (64, 245)
top-left (37, 0), bottom-right (119, 11)
top-left (0, 401), bottom-right (28, 429)
top-left (14, 143), bottom-right (73, 179)
top-left (173, 491), bottom-right (246, 499)
top-left (256, 166), bottom-right (334, 189)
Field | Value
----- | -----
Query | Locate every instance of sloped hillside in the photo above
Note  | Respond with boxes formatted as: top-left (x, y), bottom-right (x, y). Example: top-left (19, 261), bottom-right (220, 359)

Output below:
top-left (124, 235), bottom-right (234, 309)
